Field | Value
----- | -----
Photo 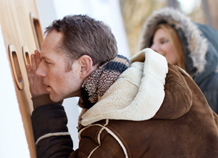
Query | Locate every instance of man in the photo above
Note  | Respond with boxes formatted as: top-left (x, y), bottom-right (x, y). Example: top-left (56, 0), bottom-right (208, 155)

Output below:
top-left (28, 15), bottom-right (218, 158)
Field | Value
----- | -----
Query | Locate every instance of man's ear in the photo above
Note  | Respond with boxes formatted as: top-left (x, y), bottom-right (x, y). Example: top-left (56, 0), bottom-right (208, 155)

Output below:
top-left (78, 55), bottom-right (95, 79)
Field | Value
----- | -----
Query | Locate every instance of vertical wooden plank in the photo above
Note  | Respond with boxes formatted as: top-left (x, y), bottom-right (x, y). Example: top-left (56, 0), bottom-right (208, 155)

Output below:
top-left (0, 0), bottom-right (43, 157)
top-left (0, 23), bottom-right (31, 158)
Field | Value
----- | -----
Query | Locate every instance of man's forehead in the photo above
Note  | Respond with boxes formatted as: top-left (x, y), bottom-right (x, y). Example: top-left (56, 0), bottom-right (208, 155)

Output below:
top-left (40, 46), bottom-right (67, 62)
top-left (39, 51), bottom-right (50, 61)
top-left (43, 30), bottom-right (63, 48)
top-left (40, 31), bottom-right (63, 58)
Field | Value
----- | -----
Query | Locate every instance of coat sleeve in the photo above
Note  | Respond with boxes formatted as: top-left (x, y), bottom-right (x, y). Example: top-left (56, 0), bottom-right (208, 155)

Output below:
top-left (32, 104), bottom-right (74, 157)
top-left (153, 64), bottom-right (192, 119)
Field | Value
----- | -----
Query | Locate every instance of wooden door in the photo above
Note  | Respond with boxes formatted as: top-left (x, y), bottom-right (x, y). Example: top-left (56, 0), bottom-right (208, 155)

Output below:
top-left (0, 0), bottom-right (43, 157)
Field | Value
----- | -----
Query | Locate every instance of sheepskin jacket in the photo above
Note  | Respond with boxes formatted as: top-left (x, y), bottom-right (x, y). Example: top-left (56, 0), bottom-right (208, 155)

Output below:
top-left (138, 7), bottom-right (218, 113)
top-left (32, 49), bottom-right (218, 158)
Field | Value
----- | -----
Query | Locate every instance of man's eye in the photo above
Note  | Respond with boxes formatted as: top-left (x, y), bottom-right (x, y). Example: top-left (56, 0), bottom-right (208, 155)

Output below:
top-left (44, 60), bottom-right (51, 64)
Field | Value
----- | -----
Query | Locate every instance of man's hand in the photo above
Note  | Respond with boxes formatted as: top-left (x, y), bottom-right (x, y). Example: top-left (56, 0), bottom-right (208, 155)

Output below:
top-left (27, 50), bottom-right (48, 98)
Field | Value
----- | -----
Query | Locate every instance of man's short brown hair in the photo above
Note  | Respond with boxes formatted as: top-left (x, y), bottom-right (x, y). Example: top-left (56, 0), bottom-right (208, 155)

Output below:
top-left (45, 15), bottom-right (118, 69)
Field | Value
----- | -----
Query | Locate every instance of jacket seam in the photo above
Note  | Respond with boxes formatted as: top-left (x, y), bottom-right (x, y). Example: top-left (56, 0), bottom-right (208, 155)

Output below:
top-left (101, 125), bottom-right (128, 158)
top-left (35, 132), bottom-right (70, 145)
top-left (80, 119), bottom-right (128, 158)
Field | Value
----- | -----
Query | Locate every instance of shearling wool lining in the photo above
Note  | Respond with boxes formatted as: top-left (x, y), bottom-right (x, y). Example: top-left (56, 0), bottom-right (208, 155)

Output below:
top-left (80, 48), bottom-right (168, 126)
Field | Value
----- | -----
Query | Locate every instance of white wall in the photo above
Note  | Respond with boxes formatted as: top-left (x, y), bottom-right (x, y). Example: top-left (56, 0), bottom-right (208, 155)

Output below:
top-left (35, 0), bottom-right (57, 35)
top-left (0, 24), bottom-right (30, 158)
top-left (53, 0), bottom-right (130, 58)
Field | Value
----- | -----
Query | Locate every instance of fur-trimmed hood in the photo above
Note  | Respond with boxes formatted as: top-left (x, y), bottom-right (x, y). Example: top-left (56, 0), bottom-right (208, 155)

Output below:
top-left (138, 7), bottom-right (218, 81)
top-left (80, 48), bottom-right (168, 126)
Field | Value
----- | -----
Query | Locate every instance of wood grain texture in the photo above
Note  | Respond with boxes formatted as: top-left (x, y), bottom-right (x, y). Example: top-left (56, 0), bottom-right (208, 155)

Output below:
top-left (0, 0), bottom-right (43, 157)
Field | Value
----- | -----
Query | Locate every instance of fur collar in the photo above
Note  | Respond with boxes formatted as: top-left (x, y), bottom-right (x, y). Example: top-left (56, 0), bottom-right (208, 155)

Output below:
top-left (138, 7), bottom-right (208, 74)
top-left (80, 48), bottom-right (168, 126)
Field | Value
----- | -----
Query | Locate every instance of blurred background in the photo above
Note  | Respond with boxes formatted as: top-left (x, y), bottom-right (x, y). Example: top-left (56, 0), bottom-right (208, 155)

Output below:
top-left (37, 0), bottom-right (218, 57)
top-left (120, 0), bottom-right (218, 56)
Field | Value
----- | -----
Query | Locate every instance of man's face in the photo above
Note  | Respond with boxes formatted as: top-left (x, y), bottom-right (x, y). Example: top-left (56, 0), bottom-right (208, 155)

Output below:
top-left (36, 30), bottom-right (83, 102)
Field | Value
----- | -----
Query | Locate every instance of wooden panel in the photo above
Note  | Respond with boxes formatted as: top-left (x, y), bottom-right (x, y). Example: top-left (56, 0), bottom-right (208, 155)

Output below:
top-left (8, 45), bottom-right (24, 90)
top-left (30, 12), bottom-right (43, 50)
top-left (0, 0), bottom-right (43, 157)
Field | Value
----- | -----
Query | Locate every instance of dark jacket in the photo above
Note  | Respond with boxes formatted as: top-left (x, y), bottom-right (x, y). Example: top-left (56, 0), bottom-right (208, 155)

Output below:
top-left (32, 49), bottom-right (218, 157)
top-left (138, 7), bottom-right (218, 113)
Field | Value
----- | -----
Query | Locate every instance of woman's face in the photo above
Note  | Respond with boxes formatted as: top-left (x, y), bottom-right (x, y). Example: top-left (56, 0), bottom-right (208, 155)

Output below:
top-left (150, 28), bottom-right (178, 65)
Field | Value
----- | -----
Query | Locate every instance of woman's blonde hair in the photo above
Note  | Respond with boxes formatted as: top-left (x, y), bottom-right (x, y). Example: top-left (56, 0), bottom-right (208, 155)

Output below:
top-left (153, 23), bottom-right (186, 70)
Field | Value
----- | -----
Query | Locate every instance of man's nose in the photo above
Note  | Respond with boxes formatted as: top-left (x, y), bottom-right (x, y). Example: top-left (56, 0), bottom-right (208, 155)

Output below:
top-left (35, 62), bottom-right (46, 77)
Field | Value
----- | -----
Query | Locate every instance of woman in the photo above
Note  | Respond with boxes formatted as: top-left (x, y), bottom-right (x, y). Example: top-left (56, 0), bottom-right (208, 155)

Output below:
top-left (139, 7), bottom-right (218, 113)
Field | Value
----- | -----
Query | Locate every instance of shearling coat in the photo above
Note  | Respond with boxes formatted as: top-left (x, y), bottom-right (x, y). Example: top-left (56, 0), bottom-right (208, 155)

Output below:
top-left (32, 49), bottom-right (218, 158)
top-left (138, 7), bottom-right (218, 113)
